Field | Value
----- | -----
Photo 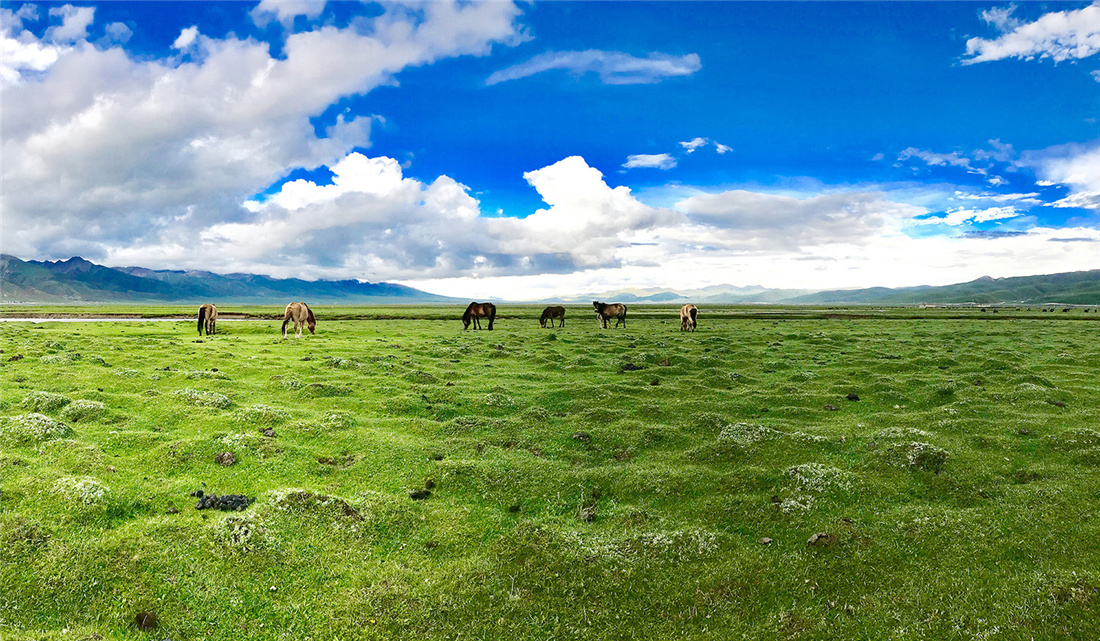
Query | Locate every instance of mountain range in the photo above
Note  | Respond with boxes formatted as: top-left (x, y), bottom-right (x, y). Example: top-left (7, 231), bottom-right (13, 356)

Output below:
top-left (1, 255), bottom-right (1098, 305)
top-left (0, 255), bottom-right (459, 304)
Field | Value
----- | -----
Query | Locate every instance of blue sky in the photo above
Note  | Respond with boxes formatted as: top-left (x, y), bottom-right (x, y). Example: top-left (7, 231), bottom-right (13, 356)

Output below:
top-left (2, 1), bottom-right (1098, 298)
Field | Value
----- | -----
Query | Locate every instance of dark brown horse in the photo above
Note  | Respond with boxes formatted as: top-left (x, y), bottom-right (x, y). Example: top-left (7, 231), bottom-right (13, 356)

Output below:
top-left (540, 306), bottom-right (565, 328)
top-left (593, 301), bottom-right (627, 329)
top-left (680, 304), bottom-right (698, 332)
top-left (463, 302), bottom-right (496, 330)
top-left (197, 303), bottom-right (217, 336)
top-left (282, 302), bottom-right (316, 338)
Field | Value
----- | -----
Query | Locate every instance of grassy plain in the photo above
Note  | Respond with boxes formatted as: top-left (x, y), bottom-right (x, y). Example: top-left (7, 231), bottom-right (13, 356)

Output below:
top-left (1, 305), bottom-right (1098, 640)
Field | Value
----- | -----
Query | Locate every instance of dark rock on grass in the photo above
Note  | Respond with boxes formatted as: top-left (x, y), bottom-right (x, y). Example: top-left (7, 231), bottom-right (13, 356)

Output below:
top-left (261, 428), bottom-right (277, 438)
top-left (846, 393), bottom-right (860, 402)
top-left (424, 478), bottom-right (435, 489)
top-left (190, 490), bottom-right (254, 511)
top-left (650, 379), bottom-right (659, 386)
top-left (409, 489), bottom-right (431, 500)
top-left (215, 451), bottom-right (237, 466)
top-left (806, 532), bottom-right (835, 547)
top-left (430, 453), bottom-right (445, 461)
top-left (508, 504), bottom-right (521, 513)
top-left (620, 363), bottom-right (644, 372)
top-left (824, 404), bottom-right (840, 411)
top-left (424, 541), bottom-right (438, 551)
top-left (166, 506), bottom-right (179, 514)
top-left (1017, 429), bottom-right (1031, 436)
top-left (759, 537), bottom-right (773, 545)
top-left (134, 611), bottom-right (157, 630)
top-left (577, 503), bottom-right (598, 522)
top-left (659, 358), bottom-right (670, 367)
top-left (8, 354), bottom-right (22, 362)
top-left (572, 432), bottom-right (591, 442)
top-left (1046, 399), bottom-right (1066, 408)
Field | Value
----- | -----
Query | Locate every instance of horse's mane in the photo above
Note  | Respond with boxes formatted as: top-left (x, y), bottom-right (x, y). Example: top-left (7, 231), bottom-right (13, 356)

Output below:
top-left (462, 302), bottom-right (475, 323)
top-left (305, 304), bottom-right (316, 324)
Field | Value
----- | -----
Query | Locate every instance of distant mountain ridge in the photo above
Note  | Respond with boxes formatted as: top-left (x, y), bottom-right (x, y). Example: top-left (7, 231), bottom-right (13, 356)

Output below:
top-left (575, 270), bottom-right (1100, 305)
top-left (0, 255), bottom-right (460, 303)
top-left (2, 254), bottom-right (1098, 304)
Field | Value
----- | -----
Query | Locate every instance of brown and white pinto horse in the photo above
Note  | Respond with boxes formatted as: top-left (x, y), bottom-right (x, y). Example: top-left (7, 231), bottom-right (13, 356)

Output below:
top-left (463, 302), bottom-right (496, 330)
top-left (281, 302), bottom-right (316, 338)
top-left (593, 301), bottom-right (627, 329)
top-left (540, 306), bottom-right (566, 328)
top-left (197, 303), bottom-right (217, 336)
top-left (680, 304), bottom-right (698, 332)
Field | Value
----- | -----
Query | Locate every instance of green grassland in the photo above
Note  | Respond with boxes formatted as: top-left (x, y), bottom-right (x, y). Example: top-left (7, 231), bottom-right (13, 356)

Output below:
top-left (2, 306), bottom-right (1099, 640)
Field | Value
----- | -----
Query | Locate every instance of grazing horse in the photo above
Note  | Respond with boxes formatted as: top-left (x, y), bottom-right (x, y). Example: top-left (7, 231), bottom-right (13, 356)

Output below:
top-left (281, 302), bottom-right (316, 338)
top-left (593, 301), bottom-right (627, 329)
top-left (540, 306), bottom-right (566, 328)
top-left (680, 304), bottom-right (698, 332)
top-left (463, 302), bottom-right (496, 330)
top-left (197, 303), bottom-right (218, 336)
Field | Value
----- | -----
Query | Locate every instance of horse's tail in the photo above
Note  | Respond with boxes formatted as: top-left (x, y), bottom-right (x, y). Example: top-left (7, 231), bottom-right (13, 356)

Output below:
top-left (198, 306), bottom-right (206, 335)
top-left (689, 307), bottom-right (698, 323)
top-left (281, 308), bottom-right (292, 337)
top-left (487, 303), bottom-right (496, 331)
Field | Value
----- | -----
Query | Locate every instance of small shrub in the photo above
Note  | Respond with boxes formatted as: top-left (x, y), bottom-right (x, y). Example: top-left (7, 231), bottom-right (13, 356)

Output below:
top-left (0, 414), bottom-right (73, 445)
top-left (60, 400), bottom-right (106, 422)
top-left (211, 514), bottom-right (272, 552)
top-left (884, 442), bottom-right (949, 473)
top-left (278, 377), bottom-right (303, 390)
top-left (40, 353), bottom-right (81, 365)
top-left (175, 388), bottom-right (232, 409)
top-left (52, 477), bottom-right (108, 505)
top-left (872, 427), bottom-right (933, 440)
top-left (233, 404), bottom-right (289, 426)
top-left (718, 423), bottom-right (782, 445)
top-left (21, 391), bottom-right (71, 413)
top-left (786, 463), bottom-right (854, 493)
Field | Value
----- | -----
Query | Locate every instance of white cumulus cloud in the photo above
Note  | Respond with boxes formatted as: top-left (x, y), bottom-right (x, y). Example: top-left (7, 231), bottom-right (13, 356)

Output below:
top-left (251, 0), bottom-right (328, 28)
top-left (963, 3), bottom-right (1100, 64)
top-left (46, 4), bottom-right (94, 44)
top-left (1, 1), bottom-right (526, 262)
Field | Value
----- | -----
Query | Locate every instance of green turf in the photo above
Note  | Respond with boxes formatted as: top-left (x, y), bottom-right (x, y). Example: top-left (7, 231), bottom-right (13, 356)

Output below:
top-left (1, 306), bottom-right (1098, 640)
